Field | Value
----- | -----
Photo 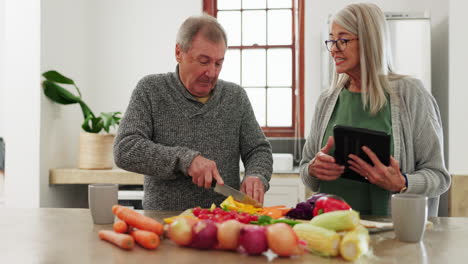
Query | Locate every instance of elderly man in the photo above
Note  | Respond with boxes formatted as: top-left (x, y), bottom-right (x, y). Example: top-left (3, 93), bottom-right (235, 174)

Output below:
top-left (114, 14), bottom-right (273, 211)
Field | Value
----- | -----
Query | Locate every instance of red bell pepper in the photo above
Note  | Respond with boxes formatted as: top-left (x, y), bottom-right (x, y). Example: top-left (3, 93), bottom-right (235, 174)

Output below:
top-left (312, 196), bottom-right (352, 216)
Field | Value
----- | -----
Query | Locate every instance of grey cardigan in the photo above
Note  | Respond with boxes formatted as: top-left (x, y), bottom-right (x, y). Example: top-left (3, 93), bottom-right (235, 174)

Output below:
top-left (299, 77), bottom-right (451, 216)
top-left (114, 69), bottom-right (272, 211)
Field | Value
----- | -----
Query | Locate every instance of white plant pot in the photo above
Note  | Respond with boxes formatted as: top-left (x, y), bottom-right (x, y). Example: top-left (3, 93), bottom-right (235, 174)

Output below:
top-left (78, 132), bottom-right (115, 169)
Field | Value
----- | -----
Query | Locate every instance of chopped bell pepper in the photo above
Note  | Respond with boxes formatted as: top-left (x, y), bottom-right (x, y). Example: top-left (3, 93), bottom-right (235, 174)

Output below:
top-left (163, 215), bottom-right (197, 224)
top-left (220, 196), bottom-right (263, 215)
top-left (209, 203), bottom-right (217, 211)
top-left (312, 196), bottom-right (352, 216)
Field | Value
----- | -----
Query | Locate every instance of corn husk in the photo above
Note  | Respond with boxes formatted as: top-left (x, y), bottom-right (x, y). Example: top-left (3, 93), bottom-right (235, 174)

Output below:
top-left (293, 223), bottom-right (341, 257)
top-left (339, 225), bottom-right (370, 261)
top-left (310, 210), bottom-right (360, 231)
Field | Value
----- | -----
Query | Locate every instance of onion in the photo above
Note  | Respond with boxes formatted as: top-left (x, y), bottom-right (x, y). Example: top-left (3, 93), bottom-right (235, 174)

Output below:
top-left (216, 220), bottom-right (243, 250)
top-left (238, 225), bottom-right (268, 255)
top-left (190, 220), bottom-right (218, 249)
top-left (167, 218), bottom-right (195, 246)
top-left (266, 223), bottom-right (302, 257)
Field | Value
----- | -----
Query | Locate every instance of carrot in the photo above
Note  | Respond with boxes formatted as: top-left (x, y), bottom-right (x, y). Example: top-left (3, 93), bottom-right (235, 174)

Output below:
top-left (130, 230), bottom-right (160, 250)
top-left (98, 230), bottom-right (134, 250)
top-left (263, 205), bottom-right (288, 209)
top-left (112, 205), bottom-right (163, 235)
top-left (263, 206), bottom-right (291, 213)
top-left (276, 207), bottom-right (292, 215)
top-left (260, 206), bottom-right (292, 219)
top-left (261, 208), bottom-right (283, 219)
top-left (113, 220), bottom-right (130, 233)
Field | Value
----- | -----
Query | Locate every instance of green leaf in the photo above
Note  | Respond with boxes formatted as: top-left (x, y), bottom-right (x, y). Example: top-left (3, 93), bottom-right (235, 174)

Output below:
top-left (42, 80), bottom-right (95, 120)
top-left (78, 101), bottom-right (95, 120)
top-left (81, 115), bottom-right (94, 133)
top-left (42, 80), bottom-right (80, 105)
top-left (250, 215), bottom-right (274, 225)
top-left (42, 70), bottom-right (75, 84)
top-left (41, 69), bottom-right (121, 134)
top-left (81, 115), bottom-right (103, 133)
top-left (100, 112), bottom-right (121, 133)
top-left (270, 218), bottom-right (301, 227)
top-left (250, 215), bottom-right (300, 226)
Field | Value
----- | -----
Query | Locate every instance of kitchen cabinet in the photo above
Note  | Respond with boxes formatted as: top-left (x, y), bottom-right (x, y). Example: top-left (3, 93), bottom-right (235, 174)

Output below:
top-left (264, 176), bottom-right (306, 207)
top-left (449, 174), bottom-right (468, 216)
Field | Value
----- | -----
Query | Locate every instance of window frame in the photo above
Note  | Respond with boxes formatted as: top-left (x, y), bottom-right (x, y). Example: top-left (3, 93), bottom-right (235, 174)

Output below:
top-left (203, 0), bottom-right (304, 138)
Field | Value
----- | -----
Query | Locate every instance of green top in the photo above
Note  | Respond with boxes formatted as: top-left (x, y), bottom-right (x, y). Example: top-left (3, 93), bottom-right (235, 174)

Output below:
top-left (320, 88), bottom-right (393, 216)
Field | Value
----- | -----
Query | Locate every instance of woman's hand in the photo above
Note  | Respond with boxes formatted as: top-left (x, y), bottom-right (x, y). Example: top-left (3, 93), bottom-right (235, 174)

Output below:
top-left (347, 146), bottom-right (406, 192)
top-left (308, 136), bottom-right (345, 181)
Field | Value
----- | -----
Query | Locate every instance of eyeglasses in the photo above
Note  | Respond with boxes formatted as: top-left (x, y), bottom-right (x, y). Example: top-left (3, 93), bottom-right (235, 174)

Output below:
top-left (324, 38), bottom-right (359, 52)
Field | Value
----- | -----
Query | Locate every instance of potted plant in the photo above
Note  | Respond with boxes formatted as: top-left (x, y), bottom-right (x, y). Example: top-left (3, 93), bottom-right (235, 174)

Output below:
top-left (41, 70), bottom-right (121, 169)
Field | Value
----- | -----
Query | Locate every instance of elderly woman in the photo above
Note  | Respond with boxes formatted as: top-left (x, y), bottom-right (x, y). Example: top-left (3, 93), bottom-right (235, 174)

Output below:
top-left (300, 3), bottom-right (450, 216)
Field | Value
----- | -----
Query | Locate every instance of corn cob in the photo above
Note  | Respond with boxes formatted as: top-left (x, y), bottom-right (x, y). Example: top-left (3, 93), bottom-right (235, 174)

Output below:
top-left (309, 210), bottom-right (360, 231)
top-left (339, 225), bottom-right (370, 261)
top-left (293, 223), bottom-right (341, 257)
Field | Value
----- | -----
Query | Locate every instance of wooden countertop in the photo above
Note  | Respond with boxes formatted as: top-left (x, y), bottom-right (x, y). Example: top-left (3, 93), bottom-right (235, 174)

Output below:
top-left (1, 208), bottom-right (468, 263)
top-left (49, 168), bottom-right (300, 185)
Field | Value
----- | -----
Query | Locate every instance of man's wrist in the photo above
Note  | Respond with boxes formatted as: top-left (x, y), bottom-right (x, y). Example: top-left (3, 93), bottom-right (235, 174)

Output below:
top-left (182, 151), bottom-right (201, 176)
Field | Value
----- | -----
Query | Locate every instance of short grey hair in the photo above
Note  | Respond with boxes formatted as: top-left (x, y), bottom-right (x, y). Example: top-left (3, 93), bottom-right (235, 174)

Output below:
top-left (176, 14), bottom-right (227, 52)
top-left (330, 3), bottom-right (403, 114)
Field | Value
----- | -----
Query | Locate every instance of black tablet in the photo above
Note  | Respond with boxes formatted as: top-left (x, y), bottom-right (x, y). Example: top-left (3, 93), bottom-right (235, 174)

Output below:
top-left (333, 125), bottom-right (391, 182)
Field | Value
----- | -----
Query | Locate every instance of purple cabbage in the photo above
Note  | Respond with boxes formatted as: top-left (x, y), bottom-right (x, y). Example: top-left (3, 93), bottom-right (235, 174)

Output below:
top-left (286, 193), bottom-right (327, 220)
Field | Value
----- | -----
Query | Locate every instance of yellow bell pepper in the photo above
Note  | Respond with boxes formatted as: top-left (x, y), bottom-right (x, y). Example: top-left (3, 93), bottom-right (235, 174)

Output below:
top-left (220, 196), bottom-right (263, 215)
top-left (209, 203), bottom-right (217, 211)
top-left (163, 215), bottom-right (197, 225)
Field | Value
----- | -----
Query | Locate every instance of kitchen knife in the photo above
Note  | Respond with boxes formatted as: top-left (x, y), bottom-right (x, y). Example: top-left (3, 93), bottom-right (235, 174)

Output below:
top-left (214, 183), bottom-right (262, 208)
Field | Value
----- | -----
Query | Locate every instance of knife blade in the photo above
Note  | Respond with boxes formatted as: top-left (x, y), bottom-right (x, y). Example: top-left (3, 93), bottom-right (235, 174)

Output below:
top-left (214, 183), bottom-right (262, 208)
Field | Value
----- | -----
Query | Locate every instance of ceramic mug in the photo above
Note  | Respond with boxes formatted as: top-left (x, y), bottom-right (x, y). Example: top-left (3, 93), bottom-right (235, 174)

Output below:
top-left (391, 193), bottom-right (428, 242)
top-left (88, 183), bottom-right (118, 224)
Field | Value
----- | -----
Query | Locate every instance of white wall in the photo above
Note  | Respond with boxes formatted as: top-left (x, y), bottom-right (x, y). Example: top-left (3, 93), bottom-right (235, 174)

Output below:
top-left (428, 0), bottom-right (449, 167)
top-left (0, 0), bottom-right (5, 202)
top-left (39, 0), bottom-right (202, 207)
top-left (449, 0), bottom-right (468, 174)
top-left (0, 0), bottom-right (5, 136)
top-left (40, 0), bottom-right (93, 208)
top-left (87, 1), bottom-right (200, 115)
top-left (2, 0), bottom-right (41, 208)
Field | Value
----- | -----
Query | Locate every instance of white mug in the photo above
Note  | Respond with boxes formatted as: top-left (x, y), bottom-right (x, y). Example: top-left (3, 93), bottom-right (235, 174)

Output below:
top-left (391, 193), bottom-right (428, 242)
top-left (88, 183), bottom-right (118, 224)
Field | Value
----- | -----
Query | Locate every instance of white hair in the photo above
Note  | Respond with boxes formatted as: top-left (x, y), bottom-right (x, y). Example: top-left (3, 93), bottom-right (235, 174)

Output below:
top-left (330, 3), bottom-right (404, 114)
top-left (176, 14), bottom-right (227, 52)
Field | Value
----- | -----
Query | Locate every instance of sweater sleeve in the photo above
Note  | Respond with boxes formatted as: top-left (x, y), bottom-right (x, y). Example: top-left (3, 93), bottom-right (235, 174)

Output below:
top-left (238, 89), bottom-right (273, 191)
top-left (113, 78), bottom-right (200, 179)
top-left (404, 79), bottom-right (451, 198)
top-left (299, 93), bottom-right (328, 192)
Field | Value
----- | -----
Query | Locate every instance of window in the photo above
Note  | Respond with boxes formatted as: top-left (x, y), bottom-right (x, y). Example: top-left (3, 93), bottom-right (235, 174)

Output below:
top-left (204, 0), bottom-right (304, 137)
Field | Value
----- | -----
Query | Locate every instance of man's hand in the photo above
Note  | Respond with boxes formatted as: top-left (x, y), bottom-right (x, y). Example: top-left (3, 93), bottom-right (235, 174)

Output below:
top-left (240, 176), bottom-right (265, 205)
top-left (187, 155), bottom-right (224, 188)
